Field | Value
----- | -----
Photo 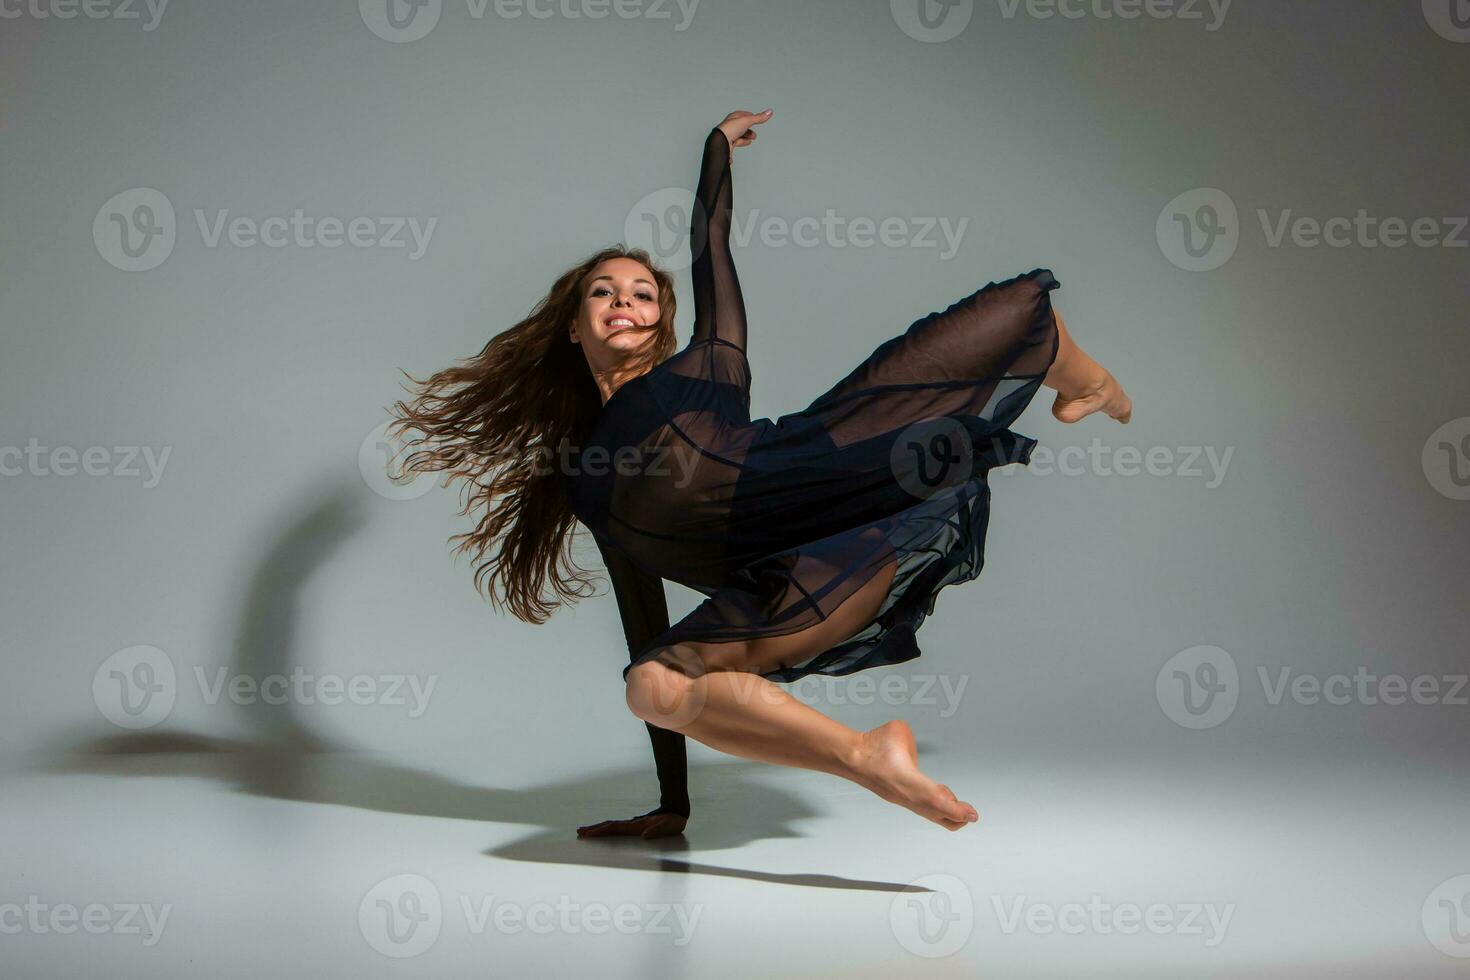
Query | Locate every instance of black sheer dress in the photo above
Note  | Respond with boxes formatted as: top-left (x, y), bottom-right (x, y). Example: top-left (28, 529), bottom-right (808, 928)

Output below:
top-left (564, 126), bottom-right (1061, 819)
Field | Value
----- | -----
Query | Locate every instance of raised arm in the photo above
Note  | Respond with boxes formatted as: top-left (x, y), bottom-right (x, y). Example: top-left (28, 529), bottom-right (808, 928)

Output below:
top-left (689, 110), bottom-right (771, 353)
top-left (575, 535), bottom-right (690, 838)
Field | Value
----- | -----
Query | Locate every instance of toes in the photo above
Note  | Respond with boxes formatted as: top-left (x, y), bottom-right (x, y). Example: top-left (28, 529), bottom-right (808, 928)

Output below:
top-left (931, 785), bottom-right (972, 821)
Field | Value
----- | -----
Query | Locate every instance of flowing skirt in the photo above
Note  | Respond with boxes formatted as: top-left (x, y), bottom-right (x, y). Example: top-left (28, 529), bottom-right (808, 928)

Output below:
top-left (620, 268), bottom-right (1061, 683)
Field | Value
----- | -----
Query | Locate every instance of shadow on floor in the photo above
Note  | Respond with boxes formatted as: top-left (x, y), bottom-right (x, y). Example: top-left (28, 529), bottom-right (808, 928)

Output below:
top-left (36, 479), bottom-right (931, 894)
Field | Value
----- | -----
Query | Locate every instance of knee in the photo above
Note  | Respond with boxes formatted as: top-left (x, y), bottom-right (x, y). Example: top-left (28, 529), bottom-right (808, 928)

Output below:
top-left (625, 660), bottom-right (687, 720)
top-left (625, 651), bottom-right (707, 729)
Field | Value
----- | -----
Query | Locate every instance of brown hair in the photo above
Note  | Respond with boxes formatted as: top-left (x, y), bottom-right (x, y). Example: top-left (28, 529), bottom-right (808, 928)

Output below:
top-left (386, 246), bottom-right (679, 623)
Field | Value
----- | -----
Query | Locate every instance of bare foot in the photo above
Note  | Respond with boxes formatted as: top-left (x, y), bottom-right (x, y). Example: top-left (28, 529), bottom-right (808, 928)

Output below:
top-left (1051, 370), bottom-right (1132, 425)
top-left (850, 720), bottom-right (979, 831)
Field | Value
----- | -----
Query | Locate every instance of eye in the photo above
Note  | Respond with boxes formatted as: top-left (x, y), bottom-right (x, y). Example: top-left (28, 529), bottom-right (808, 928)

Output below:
top-left (591, 286), bottom-right (656, 302)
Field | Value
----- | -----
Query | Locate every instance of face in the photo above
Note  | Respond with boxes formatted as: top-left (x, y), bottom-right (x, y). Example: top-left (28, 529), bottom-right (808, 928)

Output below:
top-left (569, 257), bottom-right (661, 378)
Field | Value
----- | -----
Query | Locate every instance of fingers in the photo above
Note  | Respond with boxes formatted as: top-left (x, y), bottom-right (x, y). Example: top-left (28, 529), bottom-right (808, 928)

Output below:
top-left (724, 108), bottom-right (773, 128)
top-left (576, 818), bottom-right (634, 838)
top-left (575, 820), bottom-right (613, 838)
top-left (737, 108), bottom-right (773, 143)
top-left (719, 108), bottom-right (773, 148)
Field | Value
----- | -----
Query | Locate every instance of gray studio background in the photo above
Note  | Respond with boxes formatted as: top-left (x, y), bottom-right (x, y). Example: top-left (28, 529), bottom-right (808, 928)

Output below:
top-left (1, 0), bottom-right (1466, 977)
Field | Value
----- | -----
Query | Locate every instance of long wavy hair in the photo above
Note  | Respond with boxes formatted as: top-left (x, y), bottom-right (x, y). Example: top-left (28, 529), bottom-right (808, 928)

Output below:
top-left (387, 245), bottom-right (679, 623)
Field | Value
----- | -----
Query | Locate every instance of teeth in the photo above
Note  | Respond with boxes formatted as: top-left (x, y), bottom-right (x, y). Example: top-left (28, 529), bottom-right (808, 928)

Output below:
top-left (609, 319), bottom-right (634, 328)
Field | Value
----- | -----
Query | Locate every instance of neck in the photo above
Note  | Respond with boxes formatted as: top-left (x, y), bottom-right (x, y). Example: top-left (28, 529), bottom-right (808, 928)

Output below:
top-left (596, 370), bottom-right (636, 407)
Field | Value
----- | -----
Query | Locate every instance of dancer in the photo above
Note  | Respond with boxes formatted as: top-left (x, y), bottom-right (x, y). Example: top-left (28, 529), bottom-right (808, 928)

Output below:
top-left (389, 108), bottom-right (1131, 838)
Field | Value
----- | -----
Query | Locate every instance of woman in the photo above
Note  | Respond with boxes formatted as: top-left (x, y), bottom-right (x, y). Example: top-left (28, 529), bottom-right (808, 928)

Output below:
top-left (389, 108), bottom-right (1132, 838)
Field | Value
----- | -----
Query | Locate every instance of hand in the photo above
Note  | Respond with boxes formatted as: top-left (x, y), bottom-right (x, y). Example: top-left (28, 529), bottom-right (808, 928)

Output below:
top-left (576, 808), bottom-right (688, 840)
top-left (716, 108), bottom-right (773, 151)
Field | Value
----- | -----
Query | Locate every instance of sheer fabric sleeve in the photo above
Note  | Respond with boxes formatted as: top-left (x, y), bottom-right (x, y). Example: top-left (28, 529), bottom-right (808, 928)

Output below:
top-left (689, 126), bottom-right (748, 354)
top-left (595, 535), bottom-right (691, 818)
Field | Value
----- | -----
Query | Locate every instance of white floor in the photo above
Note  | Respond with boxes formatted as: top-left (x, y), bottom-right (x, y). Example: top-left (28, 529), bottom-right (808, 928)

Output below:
top-left (1, 741), bottom-right (1466, 979)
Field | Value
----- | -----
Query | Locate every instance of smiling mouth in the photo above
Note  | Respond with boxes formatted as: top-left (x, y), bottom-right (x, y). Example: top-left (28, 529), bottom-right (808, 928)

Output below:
top-left (605, 317), bottom-right (638, 331)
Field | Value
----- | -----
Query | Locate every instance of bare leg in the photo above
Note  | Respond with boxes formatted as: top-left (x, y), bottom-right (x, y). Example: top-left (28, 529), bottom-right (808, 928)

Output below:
top-left (628, 665), bottom-right (978, 831)
top-left (625, 564), bottom-right (980, 831)
top-left (1043, 308), bottom-right (1132, 424)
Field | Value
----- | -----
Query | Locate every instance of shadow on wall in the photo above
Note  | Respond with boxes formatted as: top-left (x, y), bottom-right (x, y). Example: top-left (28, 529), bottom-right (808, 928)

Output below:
top-left (35, 479), bottom-right (918, 892)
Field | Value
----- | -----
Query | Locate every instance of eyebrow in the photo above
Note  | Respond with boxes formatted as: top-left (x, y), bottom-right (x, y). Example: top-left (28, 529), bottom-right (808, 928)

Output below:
top-left (589, 275), bottom-right (655, 287)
